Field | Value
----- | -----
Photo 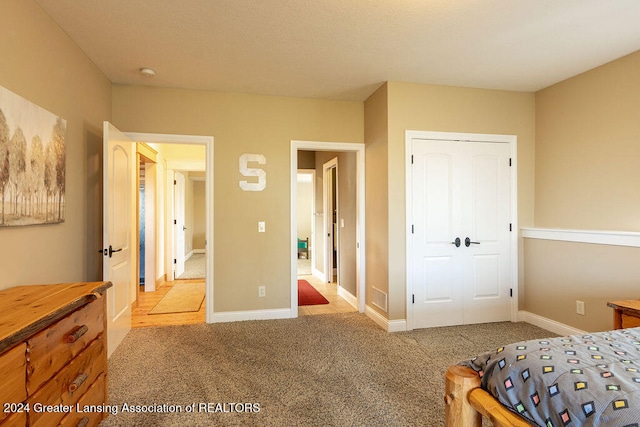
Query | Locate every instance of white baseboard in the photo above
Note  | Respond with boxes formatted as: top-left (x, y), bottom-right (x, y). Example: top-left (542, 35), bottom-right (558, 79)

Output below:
top-left (337, 286), bottom-right (358, 309)
top-left (388, 319), bottom-right (407, 332)
top-left (208, 308), bottom-right (292, 323)
top-left (193, 249), bottom-right (206, 254)
top-left (312, 267), bottom-right (324, 282)
top-left (518, 310), bottom-right (586, 336)
top-left (365, 305), bottom-right (407, 332)
top-left (365, 305), bottom-right (388, 330)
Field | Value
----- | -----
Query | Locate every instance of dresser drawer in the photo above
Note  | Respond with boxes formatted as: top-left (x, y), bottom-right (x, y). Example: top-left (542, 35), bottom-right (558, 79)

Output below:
top-left (0, 343), bottom-right (26, 424)
top-left (59, 374), bottom-right (107, 427)
top-left (28, 337), bottom-right (106, 427)
top-left (27, 299), bottom-right (104, 394)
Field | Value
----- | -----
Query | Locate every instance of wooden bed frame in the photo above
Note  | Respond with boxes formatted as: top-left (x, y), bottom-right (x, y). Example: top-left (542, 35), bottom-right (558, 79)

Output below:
top-left (444, 365), bottom-right (533, 427)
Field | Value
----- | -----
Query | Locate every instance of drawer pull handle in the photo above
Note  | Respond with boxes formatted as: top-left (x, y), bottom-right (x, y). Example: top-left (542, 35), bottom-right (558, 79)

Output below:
top-left (66, 325), bottom-right (89, 343)
top-left (68, 372), bottom-right (89, 392)
top-left (76, 416), bottom-right (89, 427)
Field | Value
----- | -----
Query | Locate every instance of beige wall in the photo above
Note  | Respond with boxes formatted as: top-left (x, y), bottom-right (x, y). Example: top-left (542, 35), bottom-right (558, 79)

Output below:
top-left (535, 51), bottom-right (640, 230)
top-left (336, 151), bottom-right (358, 297)
top-left (297, 150), bottom-right (316, 169)
top-left (192, 179), bottom-right (206, 250)
top-left (527, 50), bottom-right (640, 331)
top-left (364, 83), bottom-right (390, 316)
top-left (112, 85), bottom-right (363, 312)
top-left (524, 239), bottom-right (640, 331)
top-left (365, 82), bottom-right (536, 320)
top-left (0, 0), bottom-right (111, 289)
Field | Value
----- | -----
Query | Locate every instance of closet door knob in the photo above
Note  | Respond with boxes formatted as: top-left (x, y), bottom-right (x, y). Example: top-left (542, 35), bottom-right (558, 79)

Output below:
top-left (451, 237), bottom-right (461, 248)
top-left (465, 237), bottom-right (480, 247)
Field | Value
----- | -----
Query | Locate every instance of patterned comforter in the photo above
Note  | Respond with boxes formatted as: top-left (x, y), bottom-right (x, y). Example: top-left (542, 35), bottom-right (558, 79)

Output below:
top-left (460, 328), bottom-right (640, 426)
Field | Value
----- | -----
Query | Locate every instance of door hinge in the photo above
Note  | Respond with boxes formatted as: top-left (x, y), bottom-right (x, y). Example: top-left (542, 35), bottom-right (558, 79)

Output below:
top-left (411, 225), bottom-right (414, 234)
top-left (412, 294), bottom-right (415, 304)
top-left (510, 288), bottom-right (513, 297)
top-left (411, 155), bottom-right (414, 164)
top-left (174, 259), bottom-right (177, 264)
top-left (509, 223), bottom-right (512, 232)
top-left (174, 219), bottom-right (177, 225)
top-left (174, 179), bottom-right (177, 185)
top-left (509, 158), bottom-right (512, 167)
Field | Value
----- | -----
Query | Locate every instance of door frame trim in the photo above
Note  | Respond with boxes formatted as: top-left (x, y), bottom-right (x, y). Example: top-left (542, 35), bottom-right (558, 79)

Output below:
top-left (296, 169), bottom-right (317, 279)
top-left (405, 130), bottom-right (518, 330)
top-left (125, 132), bottom-right (214, 323)
top-left (322, 157), bottom-right (338, 284)
top-left (290, 140), bottom-right (366, 316)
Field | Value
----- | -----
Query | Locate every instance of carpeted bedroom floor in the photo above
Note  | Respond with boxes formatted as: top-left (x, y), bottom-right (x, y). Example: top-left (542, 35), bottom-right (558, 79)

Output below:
top-left (101, 313), bottom-right (554, 426)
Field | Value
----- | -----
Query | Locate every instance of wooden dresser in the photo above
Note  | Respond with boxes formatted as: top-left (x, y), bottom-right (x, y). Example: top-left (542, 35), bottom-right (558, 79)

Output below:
top-left (607, 299), bottom-right (640, 329)
top-left (0, 282), bottom-right (111, 427)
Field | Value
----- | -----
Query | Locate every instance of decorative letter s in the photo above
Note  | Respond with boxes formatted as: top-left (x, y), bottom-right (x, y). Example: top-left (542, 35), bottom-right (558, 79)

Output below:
top-left (239, 154), bottom-right (266, 191)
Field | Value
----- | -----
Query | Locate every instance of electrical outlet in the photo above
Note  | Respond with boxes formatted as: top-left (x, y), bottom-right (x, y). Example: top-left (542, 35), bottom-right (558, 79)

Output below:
top-left (576, 300), bottom-right (585, 316)
top-left (258, 285), bottom-right (266, 297)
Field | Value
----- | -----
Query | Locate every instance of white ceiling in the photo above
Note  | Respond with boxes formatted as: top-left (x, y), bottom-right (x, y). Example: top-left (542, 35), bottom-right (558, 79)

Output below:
top-left (35, 0), bottom-right (640, 101)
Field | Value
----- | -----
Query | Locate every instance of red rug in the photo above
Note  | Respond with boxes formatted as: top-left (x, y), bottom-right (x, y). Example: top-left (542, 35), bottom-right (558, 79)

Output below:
top-left (298, 280), bottom-right (329, 306)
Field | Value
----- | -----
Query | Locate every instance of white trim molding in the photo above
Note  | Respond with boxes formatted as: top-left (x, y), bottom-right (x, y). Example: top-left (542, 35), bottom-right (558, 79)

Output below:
top-left (365, 305), bottom-right (407, 332)
top-left (518, 310), bottom-right (586, 337)
top-left (522, 227), bottom-right (640, 247)
top-left (210, 308), bottom-right (292, 323)
top-left (338, 286), bottom-right (358, 310)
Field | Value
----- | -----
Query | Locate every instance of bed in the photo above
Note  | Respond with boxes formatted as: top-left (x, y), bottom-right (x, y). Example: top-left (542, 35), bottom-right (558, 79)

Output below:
top-left (445, 327), bottom-right (640, 426)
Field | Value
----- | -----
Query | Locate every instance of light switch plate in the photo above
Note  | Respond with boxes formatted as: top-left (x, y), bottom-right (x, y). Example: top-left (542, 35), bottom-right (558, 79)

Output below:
top-left (258, 221), bottom-right (265, 232)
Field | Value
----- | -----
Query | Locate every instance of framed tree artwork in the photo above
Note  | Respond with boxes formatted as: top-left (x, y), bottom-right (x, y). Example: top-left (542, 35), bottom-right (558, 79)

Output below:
top-left (0, 85), bottom-right (66, 227)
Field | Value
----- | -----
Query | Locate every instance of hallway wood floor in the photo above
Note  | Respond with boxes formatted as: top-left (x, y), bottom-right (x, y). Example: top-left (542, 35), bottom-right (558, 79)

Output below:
top-left (132, 274), bottom-right (356, 328)
top-left (132, 279), bottom-right (205, 328)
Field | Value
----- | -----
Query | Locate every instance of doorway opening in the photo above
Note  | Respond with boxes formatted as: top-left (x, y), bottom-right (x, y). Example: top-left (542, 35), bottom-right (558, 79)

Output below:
top-left (296, 169), bottom-right (314, 277)
top-left (136, 143), bottom-right (157, 299)
top-left (291, 141), bottom-right (365, 318)
top-left (126, 133), bottom-right (214, 328)
top-left (174, 172), bottom-right (206, 281)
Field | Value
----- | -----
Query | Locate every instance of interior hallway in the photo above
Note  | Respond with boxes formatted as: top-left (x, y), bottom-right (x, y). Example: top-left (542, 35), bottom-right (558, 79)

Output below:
top-left (298, 274), bottom-right (358, 316)
top-left (131, 258), bottom-right (355, 328)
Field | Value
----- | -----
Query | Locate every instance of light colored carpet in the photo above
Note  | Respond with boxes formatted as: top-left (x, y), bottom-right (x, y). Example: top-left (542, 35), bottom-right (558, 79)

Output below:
top-left (148, 282), bottom-right (205, 314)
top-left (177, 253), bottom-right (205, 279)
top-left (102, 314), bottom-right (554, 426)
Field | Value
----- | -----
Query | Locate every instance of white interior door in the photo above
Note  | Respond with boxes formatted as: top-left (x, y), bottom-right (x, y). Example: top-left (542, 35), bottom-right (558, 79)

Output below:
top-left (103, 122), bottom-right (133, 357)
top-left (411, 138), bottom-right (511, 328)
top-left (174, 171), bottom-right (186, 279)
top-left (462, 143), bottom-right (512, 324)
